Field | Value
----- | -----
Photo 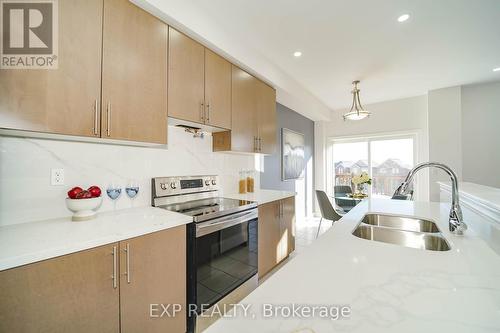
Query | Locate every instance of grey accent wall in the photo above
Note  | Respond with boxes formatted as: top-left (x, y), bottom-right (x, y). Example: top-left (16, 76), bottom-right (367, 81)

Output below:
top-left (260, 103), bottom-right (315, 217)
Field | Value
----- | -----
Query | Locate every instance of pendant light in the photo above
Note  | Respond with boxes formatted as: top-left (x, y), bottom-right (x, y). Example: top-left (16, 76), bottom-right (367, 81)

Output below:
top-left (343, 80), bottom-right (371, 121)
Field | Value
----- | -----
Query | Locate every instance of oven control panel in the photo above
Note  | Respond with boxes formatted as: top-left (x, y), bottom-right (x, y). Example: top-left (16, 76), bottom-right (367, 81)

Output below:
top-left (152, 175), bottom-right (218, 198)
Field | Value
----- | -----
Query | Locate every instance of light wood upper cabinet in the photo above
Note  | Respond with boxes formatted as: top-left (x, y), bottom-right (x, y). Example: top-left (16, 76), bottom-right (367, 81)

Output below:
top-left (0, 243), bottom-right (120, 333)
top-left (0, 0), bottom-right (168, 144)
top-left (228, 65), bottom-right (258, 152)
top-left (102, 0), bottom-right (168, 144)
top-left (213, 66), bottom-right (276, 154)
top-left (204, 49), bottom-right (232, 130)
top-left (256, 80), bottom-right (277, 154)
top-left (0, 0), bottom-right (271, 147)
top-left (0, 0), bottom-right (103, 137)
top-left (120, 225), bottom-right (186, 333)
top-left (168, 28), bottom-right (205, 124)
top-left (168, 28), bottom-right (232, 130)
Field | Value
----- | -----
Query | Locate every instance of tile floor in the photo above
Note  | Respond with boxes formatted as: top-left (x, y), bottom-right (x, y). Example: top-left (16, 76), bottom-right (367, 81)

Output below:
top-left (260, 216), bottom-right (333, 283)
top-left (294, 216), bottom-right (333, 253)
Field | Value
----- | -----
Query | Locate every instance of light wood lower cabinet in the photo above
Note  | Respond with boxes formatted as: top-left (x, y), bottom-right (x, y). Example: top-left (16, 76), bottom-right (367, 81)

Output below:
top-left (0, 225), bottom-right (186, 333)
top-left (258, 200), bottom-right (281, 278)
top-left (0, 243), bottom-right (120, 333)
top-left (119, 226), bottom-right (186, 333)
top-left (258, 197), bottom-right (295, 278)
top-left (282, 196), bottom-right (296, 255)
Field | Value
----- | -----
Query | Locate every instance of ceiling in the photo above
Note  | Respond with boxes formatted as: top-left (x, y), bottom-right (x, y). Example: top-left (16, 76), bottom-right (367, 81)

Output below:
top-left (137, 0), bottom-right (500, 120)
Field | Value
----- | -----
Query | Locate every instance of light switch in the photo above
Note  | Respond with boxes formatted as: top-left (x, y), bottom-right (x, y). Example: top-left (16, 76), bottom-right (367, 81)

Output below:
top-left (51, 168), bottom-right (65, 186)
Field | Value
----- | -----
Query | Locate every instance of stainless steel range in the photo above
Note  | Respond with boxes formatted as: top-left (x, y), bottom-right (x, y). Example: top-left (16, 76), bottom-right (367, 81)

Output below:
top-left (152, 175), bottom-right (258, 333)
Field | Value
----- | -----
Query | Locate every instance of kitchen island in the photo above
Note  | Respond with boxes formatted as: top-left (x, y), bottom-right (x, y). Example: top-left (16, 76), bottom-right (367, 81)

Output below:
top-left (205, 199), bottom-right (500, 333)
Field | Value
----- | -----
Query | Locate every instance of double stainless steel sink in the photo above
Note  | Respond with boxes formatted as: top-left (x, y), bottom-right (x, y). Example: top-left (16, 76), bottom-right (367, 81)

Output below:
top-left (352, 214), bottom-right (451, 251)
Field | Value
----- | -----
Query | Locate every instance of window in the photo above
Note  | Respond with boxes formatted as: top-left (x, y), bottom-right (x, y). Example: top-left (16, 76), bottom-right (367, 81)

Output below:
top-left (330, 135), bottom-right (415, 199)
top-left (332, 141), bottom-right (368, 188)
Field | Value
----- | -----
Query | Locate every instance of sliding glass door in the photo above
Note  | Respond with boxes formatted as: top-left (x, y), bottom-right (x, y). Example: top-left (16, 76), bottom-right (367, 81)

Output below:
top-left (330, 135), bottom-right (415, 199)
top-left (370, 138), bottom-right (413, 198)
top-left (332, 141), bottom-right (368, 187)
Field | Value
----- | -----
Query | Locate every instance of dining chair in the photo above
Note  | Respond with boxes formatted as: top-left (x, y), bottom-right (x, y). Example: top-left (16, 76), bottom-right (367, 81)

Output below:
top-left (334, 185), bottom-right (357, 212)
top-left (315, 190), bottom-right (343, 238)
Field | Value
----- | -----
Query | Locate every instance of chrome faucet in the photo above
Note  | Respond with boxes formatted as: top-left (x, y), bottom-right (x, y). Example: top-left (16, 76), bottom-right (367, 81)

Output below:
top-left (393, 162), bottom-right (467, 236)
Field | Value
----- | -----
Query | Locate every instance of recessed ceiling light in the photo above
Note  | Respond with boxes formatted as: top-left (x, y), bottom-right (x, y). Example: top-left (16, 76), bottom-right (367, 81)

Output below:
top-left (397, 14), bottom-right (410, 22)
top-left (493, 67), bottom-right (500, 72)
top-left (293, 51), bottom-right (302, 57)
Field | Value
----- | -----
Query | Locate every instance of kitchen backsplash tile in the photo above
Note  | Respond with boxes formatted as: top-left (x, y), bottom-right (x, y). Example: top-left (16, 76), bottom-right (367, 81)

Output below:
top-left (0, 127), bottom-right (259, 226)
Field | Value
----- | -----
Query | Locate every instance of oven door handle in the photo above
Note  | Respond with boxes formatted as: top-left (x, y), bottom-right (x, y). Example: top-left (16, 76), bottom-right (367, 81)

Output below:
top-left (196, 209), bottom-right (258, 238)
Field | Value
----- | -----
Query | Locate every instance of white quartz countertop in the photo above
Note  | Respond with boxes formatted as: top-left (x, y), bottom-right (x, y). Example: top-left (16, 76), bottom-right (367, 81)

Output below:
top-left (0, 206), bottom-right (192, 271)
top-left (206, 199), bottom-right (500, 333)
top-left (224, 189), bottom-right (295, 205)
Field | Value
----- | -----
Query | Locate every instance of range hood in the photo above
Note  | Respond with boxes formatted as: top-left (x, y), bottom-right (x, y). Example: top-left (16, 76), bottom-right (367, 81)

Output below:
top-left (168, 116), bottom-right (229, 134)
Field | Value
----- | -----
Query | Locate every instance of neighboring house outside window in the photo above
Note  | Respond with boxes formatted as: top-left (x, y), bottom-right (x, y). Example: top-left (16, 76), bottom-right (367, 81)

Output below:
top-left (334, 158), bottom-right (411, 197)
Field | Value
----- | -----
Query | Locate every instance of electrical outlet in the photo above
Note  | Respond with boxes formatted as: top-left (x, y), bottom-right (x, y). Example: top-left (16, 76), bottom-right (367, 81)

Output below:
top-left (51, 168), bottom-right (65, 186)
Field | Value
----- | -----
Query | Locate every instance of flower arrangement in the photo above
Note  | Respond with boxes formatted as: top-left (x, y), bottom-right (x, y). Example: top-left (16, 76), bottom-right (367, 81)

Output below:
top-left (352, 172), bottom-right (372, 185)
top-left (351, 172), bottom-right (371, 198)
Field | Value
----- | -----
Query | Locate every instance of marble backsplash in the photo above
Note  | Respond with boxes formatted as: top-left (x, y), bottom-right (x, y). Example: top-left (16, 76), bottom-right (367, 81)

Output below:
top-left (0, 127), bottom-right (260, 226)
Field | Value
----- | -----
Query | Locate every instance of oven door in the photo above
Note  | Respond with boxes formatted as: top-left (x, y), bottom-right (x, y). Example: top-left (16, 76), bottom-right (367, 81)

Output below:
top-left (188, 209), bottom-right (258, 317)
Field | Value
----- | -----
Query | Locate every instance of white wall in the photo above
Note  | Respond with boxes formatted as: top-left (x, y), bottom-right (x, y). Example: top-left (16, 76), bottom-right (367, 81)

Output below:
top-left (427, 80), bottom-right (500, 198)
top-left (315, 80), bottom-right (500, 208)
top-left (315, 95), bottom-right (430, 203)
top-left (428, 86), bottom-right (462, 201)
top-left (461, 81), bottom-right (500, 188)
top-left (0, 127), bottom-right (258, 226)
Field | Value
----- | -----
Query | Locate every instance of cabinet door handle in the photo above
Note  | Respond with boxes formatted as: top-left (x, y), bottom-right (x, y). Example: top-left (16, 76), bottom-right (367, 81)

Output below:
top-left (93, 99), bottom-right (99, 136)
top-left (112, 246), bottom-right (117, 289)
top-left (106, 102), bottom-right (111, 137)
top-left (206, 102), bottom-right (210, 123)
top-left (200, 102), bottom-right (205, 123)
top-left (124, 243), bottom-right (131, 284)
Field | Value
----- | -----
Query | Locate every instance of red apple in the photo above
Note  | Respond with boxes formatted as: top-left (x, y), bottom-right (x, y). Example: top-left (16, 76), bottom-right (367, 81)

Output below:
top-left (75, 190), bottom-right (92, 199)
top-left (67, 186), bottom-right (83, 199)
top-left (88, 186), bottom-right (101, 198)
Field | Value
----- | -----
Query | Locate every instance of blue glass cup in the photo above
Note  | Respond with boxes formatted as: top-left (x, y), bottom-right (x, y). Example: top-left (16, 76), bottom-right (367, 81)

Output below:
top-left (106, 184), bottom-right (122, 211)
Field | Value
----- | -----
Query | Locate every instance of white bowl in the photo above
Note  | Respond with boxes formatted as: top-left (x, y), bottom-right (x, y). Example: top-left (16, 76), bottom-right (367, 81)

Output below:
top-left (65, 196), bottom-right (103, 221)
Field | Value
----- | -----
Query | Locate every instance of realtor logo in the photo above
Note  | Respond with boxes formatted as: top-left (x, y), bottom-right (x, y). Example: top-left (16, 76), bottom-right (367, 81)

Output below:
top-left (1, 0), bottom-right (58, 69)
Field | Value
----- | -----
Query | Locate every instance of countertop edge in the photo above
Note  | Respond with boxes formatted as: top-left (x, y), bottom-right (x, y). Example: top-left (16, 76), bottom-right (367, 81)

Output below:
top-left (223, 190), bottom-right (296, 205)
top-left (0, 207), bottom-right (193, 271)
